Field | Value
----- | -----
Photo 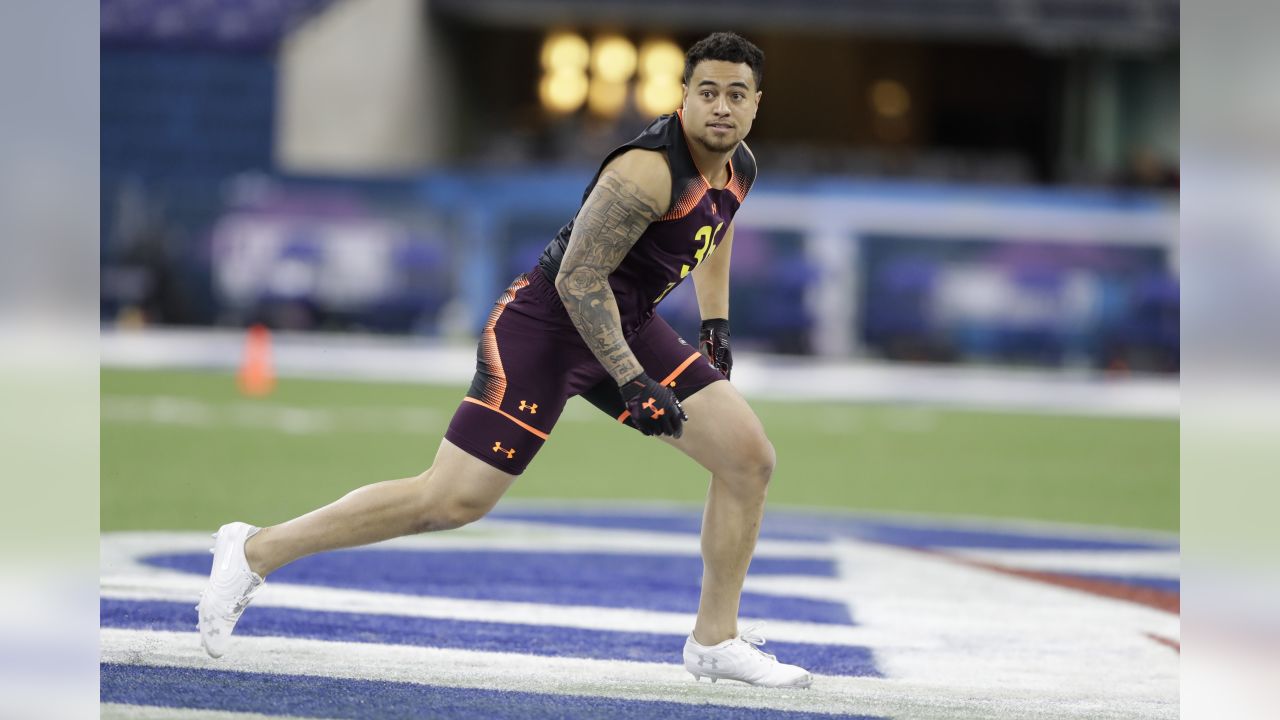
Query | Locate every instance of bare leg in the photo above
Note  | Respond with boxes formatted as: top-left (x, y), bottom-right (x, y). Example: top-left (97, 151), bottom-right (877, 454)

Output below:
top-left (243, 438), bottom-right (515, 577)
top-left (662, 380), bottom-right (775, 645)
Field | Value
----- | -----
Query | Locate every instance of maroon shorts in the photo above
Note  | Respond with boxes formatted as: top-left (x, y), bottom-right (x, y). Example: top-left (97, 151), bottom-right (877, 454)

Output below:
top-left (444, 269), bottom-right (725, 475)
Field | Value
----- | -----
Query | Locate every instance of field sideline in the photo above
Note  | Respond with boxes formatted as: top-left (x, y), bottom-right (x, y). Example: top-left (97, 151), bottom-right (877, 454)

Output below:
top-left (102, 368), bottom-right (1177, 532)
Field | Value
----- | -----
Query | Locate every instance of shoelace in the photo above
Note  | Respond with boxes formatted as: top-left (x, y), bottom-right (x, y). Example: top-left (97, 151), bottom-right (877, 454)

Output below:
top-left (738, 623), bottom-right (777, 662)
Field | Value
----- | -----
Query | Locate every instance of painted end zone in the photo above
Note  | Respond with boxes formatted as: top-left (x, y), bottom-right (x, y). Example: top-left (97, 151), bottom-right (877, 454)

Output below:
top-left (100, 505), bottom-right (1179, 719)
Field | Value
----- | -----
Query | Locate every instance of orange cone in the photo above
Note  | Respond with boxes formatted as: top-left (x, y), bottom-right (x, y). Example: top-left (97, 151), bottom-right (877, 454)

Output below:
top-left (238, 324), bottom-right (276, 397)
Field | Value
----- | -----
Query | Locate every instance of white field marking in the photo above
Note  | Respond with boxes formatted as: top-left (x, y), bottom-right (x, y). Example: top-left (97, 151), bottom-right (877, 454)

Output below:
top-left (832, 539), bottom-right (1178, 712)
top-left (100, 628), bottom-right (1174, 720)
top-left (101, 519), bottom-right (1180, 719)
top-left (946, 548), bottom-right (1180, 579)
top-left (101, 519), bottom-right (833, 574)
top-left (378, 519), bottom-right (834, 558)
top-left (101, 574), bottom-right (879, 647)
top-left (101, 703), bottom-right (326, 720)
top-left (101, 327), bottom-right (1179, 418)
top-left (101, 394), bottom-right (443, 436)
top-left (101, 527), bottom-right (869, 646)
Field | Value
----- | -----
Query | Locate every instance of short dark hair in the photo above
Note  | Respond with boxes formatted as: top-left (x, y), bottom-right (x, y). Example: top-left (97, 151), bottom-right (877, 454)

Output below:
top-left (683, 32), bottom-right (764, 91)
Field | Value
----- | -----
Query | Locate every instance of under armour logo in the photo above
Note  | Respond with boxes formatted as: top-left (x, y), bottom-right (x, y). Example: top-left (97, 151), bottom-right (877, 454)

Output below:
top-left (710, 201), bottom-right (718, 215)
top-left (518, 400), bottom-right (538, 414)
top-left (641, 397), bottom-right (665, 420)
top-left (697, 654), bottom-right (719, 669)
top-left (492, 442), bottom-right (516, 459)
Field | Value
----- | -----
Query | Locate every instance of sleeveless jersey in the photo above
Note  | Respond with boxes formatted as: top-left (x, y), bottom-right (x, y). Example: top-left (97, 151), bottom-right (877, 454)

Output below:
top-left (537, 110), bottom-right (757, 336)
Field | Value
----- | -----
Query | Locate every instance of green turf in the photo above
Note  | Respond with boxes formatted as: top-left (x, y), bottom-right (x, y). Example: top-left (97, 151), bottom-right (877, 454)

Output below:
top-left (101, 369), bottom-right (1177, 532)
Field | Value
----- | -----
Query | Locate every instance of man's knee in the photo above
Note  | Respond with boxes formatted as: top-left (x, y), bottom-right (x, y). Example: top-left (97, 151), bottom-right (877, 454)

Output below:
top-left (717, 433), bottom-right (775, 493)
top-left (408, 468), bottom-right (497, 533)
top-left (435, 495), bottom-right (493, 530)
top-left (412, 492), bottom-right (493, 532)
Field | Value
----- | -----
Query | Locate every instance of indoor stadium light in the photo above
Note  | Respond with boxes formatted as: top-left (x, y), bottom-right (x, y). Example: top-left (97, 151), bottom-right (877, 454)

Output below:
top-left (588, 78), bottom-right (629, 117)
top-left (539, 31), bottom-right (590, 113)
top-left (541, 31), bottom-right (589, 72)
top-left (638, 39), bottom-right (684, 81)
top-left (869, 79), bottom-right (911, 119)
top-left (636, 76), bottom-right (683, 116)
top-left (590, 35), bottom-right (637, 84)
top-left (635, 38), bottom-right (685, 116)
top-left (540, 70), bottom-right (589, 114)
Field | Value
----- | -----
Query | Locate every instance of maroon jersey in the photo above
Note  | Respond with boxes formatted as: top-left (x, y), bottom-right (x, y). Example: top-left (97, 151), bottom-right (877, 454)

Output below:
top-left (538, 110), bottom-right (757, 335)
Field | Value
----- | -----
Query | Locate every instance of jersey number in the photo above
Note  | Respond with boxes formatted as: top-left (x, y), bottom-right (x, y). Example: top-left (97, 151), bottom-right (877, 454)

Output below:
top-left (652, 222), bottom-right (724, 304)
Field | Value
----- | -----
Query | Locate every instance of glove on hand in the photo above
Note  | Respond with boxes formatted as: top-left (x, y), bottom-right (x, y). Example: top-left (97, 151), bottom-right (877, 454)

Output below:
top-left (699, 318), bottom-right (733, 379)
top-left (620, 373), bottom-right (687, 438)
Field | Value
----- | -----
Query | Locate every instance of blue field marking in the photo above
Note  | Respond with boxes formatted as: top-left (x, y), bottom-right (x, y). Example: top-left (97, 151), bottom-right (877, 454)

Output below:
top-left (834, 520), bottom-right (1176, 552)
top-left (102, 664), bottom-right (886, 720)
top-left (492, 508), bottom-right (1178, 552)
top-left (492, 510), bottom-right (832, 541)
top-left (101, 598), bottom-right (881, 677)
top-left (142, 549), bottom-right (854, 625)
top-left (1061, 574), bottom-right (1180, 593)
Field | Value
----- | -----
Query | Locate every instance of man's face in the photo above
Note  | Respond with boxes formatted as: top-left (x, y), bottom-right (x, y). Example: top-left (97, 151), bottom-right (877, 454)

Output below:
top-left (681, 60), bottom-right (762, 154)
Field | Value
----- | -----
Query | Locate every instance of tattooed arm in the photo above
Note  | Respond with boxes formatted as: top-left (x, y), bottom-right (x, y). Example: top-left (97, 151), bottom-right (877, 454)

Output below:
top-left (554, 150), bottom-right (671, 384)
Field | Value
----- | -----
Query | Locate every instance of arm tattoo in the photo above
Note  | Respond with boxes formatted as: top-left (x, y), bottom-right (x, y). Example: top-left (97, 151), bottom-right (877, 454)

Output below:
top-left (556, 171), bottom-right (664, 384)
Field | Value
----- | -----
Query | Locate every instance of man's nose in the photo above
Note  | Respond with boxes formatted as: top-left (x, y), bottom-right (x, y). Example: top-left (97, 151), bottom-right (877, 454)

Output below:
top-left (713, 96), bottom-right (730, 114)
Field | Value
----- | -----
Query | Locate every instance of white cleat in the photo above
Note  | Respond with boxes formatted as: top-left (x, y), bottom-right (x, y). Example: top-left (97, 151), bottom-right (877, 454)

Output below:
top-left (197, 522), bottom-right (264, 659)
top-left (684, 624), bottom-right (812, 688)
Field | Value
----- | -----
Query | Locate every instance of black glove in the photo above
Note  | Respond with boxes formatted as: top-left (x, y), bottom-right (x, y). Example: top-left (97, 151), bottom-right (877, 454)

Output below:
top-left (620, 373), bottom-right (688, 438)
top-left (699, 318), bottom-right (733, 379)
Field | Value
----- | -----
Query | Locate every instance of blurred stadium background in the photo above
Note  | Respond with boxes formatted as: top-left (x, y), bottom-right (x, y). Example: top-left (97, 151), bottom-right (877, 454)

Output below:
top-left (100, 0), bottom-right (1178, 532)
top-left (98, 2), bottom-right (1181, 718)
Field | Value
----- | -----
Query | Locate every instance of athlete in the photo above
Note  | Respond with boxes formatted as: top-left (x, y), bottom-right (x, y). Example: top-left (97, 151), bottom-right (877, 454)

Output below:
top-left (198, 32), bottom-right (811, 688)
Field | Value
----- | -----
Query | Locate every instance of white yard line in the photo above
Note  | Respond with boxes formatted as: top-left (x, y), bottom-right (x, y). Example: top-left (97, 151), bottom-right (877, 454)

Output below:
top-left (101, 522), bottom-right (835, 571)
top-left (100, 574), bottom-right (879, 647)
top-left (101, 703), bottom-right (329, 720)
top-left (101, 395), bottom-right (444, 436)
top-left (101, 528), bottom-right (871, 646)
top-left (101, 327), bottom-right (1178, 418)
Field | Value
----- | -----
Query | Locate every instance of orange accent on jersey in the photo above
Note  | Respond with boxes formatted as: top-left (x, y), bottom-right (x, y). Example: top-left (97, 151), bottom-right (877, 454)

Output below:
top-left (463, 396), bottom-right (550, 440)
top-left (478, 276), bottom-right (530, 406)
top-left (616, 351), bottom-right (705, 424)
top-left (659, 179), bottom-right (708, 222)
top-left (728, 169), bottom-right (751, 203)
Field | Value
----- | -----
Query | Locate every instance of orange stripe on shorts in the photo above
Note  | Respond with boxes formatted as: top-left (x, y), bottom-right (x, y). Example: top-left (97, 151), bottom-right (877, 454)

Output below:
top-left (462, 396), bottom-right (550, 440)
top-left (616, 351), bottom-right (705, 423)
